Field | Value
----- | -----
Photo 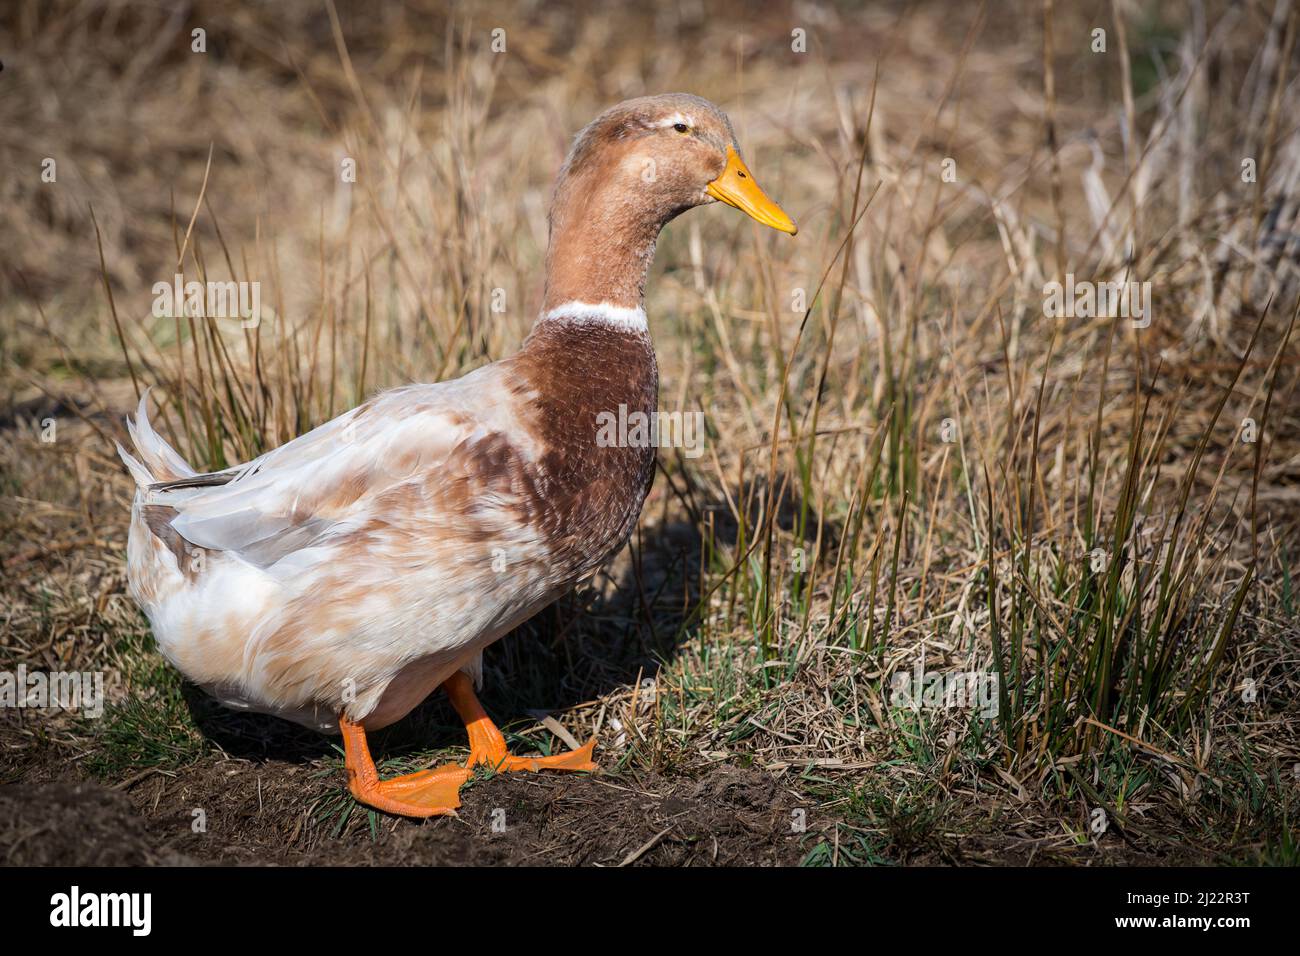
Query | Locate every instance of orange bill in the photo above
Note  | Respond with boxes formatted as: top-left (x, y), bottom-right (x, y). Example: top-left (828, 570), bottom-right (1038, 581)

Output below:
top-left (706, 145), bottom-right (797, 235)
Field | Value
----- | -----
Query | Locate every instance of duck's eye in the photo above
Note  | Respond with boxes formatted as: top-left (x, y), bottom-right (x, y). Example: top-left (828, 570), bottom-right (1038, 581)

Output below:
top-left (673, 122), bottom-right (690, 134)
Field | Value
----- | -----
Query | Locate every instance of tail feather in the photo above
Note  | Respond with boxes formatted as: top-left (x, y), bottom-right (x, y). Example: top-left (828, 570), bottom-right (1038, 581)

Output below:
top-left (119, 388), bottom-right (197, 487)
top-left (115, 440), bottom-right (154, 488)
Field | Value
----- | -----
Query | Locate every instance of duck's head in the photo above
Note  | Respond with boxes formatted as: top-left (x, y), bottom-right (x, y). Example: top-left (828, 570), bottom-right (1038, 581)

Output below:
top-left (543, 93), bottom-right (796, 313)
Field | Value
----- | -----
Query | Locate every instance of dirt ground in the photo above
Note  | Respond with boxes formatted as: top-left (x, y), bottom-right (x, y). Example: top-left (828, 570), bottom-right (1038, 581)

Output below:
top-left (1, 748), bottom-right (1224, 866)
top-left (1, 763), bottom-right (813, 867)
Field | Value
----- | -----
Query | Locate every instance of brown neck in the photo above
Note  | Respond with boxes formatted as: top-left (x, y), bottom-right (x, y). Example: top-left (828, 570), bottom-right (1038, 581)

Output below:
top-left (540, 166), bottom-right (670, 313)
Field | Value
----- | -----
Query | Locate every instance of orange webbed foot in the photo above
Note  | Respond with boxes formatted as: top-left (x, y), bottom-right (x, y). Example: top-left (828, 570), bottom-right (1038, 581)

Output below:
top-left (341, 715), bottom-right (470, 818)
top-left (348, 764), bottom-right (471, 818)
top-left (340, 675), bottom-right (598, 819)
top-left (447, 672), bottom-right (598, 776)
top-left (470, 736), bottom-right (598, 774)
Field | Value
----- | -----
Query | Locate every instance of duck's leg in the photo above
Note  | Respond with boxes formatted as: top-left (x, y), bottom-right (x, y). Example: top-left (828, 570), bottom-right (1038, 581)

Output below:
top-left (443, 671), bottom-right (597, 772)
top-left (340, 714), bottom-right (471, 818)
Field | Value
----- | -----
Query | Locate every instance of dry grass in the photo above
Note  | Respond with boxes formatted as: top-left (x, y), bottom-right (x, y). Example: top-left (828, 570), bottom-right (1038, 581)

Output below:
top-left (2, 0), bottom-right (1299, 864)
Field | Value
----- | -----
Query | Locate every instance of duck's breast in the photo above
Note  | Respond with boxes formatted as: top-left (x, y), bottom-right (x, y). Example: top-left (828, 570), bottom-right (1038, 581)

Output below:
top-left (508, 314), bottom-right (660, 581)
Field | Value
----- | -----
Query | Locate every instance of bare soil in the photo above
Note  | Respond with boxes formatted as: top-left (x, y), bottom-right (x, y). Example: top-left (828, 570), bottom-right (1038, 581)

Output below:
top-left (1, 761), bottom-right (816, 867)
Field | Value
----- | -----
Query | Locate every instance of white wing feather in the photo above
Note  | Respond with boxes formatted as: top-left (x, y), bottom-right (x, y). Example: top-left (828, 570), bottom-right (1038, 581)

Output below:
top-left (139, 364), bottom-right (524, 568)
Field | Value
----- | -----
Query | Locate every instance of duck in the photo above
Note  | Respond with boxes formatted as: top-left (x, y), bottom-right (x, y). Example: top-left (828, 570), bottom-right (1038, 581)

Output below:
top-left (117, 93), bottom-right (797, 818)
